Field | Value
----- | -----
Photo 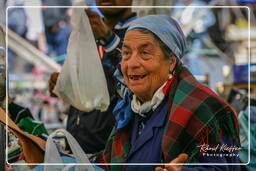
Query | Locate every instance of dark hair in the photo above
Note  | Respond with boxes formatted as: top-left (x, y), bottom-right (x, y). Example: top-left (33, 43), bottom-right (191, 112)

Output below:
top-left (131, 28), bottom-right (175, 59)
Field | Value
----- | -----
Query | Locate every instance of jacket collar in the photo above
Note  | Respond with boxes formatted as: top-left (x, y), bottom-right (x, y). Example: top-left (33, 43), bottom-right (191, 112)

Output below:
top-left (114, 13), bottom-right (137, 30)
top-left (129, 97), bottom-right (169, 156)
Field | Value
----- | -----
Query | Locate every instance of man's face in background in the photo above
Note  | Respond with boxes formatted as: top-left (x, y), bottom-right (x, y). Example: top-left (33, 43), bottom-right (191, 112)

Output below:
top-left (96, 0), bottom-right (132, 17)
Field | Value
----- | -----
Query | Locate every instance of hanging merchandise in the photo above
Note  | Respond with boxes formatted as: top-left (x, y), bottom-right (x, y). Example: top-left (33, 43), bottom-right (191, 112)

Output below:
top-left (53, 5), bottom-right (110, 112)
top-left (8, 102), bottom-right (48, 137)
top-left (0, 108), bottom-right (45, 165)
top-left (30, 129), bottom-right (105, 171)
top-left (18, 117), bottom-right (48, 137)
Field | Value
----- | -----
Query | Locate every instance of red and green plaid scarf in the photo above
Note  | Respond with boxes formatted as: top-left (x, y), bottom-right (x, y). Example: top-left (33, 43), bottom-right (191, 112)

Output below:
top-left (99, 66), bottom-right (240, 171)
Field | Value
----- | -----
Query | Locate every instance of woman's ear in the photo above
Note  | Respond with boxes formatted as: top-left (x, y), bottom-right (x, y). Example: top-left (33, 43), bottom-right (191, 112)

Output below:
top-left (169, 56), bottom-right (177, 73)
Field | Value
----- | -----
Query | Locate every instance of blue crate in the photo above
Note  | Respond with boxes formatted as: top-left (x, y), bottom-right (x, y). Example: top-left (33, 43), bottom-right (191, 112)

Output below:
top-left (233, 64), bottom-right (256, 83)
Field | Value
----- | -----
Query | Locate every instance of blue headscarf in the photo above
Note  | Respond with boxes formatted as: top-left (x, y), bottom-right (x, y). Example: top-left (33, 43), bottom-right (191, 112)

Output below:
top-left (127, 15), bottom-right (187, 60)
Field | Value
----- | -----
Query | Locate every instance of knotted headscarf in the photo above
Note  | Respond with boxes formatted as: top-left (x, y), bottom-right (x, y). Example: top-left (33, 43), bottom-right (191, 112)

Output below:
top-left (127, 15), bottom-right (187, 60)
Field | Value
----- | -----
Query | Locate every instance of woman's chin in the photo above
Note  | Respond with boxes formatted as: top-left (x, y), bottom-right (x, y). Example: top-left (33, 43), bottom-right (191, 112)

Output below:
top-left (130, 88), bottom-right (151, 101)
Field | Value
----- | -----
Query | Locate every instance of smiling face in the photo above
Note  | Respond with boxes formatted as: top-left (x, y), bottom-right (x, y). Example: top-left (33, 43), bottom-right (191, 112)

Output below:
top-left (121, 29), bottom-right (176, 102)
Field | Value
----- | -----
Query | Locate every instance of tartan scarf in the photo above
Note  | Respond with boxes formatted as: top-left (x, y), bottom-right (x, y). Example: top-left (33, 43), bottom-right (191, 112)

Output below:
top-left (99, 65), bottom-right (240, 171)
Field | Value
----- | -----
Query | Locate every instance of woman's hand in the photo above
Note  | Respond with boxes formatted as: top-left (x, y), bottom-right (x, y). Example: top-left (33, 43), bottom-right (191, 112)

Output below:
top-left (155, 153), bottom-right (188, 171)
top-left (48, 72), bottom-right (59, 97)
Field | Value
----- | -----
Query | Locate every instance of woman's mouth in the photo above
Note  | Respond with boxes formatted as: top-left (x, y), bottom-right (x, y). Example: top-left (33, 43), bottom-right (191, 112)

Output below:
top-left (128, 74), bottom-right (146, 81)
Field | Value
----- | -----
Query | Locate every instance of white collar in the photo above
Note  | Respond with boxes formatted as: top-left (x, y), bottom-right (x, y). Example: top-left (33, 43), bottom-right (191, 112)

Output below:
top-left (131, 81), bottom-right (168, 117)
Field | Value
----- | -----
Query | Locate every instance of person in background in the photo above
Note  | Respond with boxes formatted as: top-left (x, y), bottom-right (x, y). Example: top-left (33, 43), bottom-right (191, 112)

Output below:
top-left (42, 0), bottom-right (72, 64)
top-left (7, 0), bottom-right (47, 72)
top-left (49, 0), bottom-right (137, 154)
top-left (97, 15), bottom-right (241, 171)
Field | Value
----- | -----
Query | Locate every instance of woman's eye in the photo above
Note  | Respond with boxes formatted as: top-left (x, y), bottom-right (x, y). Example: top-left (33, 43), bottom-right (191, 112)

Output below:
top-left (122, 51), bottom-right (128, 55)
top-left (122, 50), bottom-right (130, 58)
top-left (141, 50), bottom-right (151, 56)
top-left (140, 51), bottom-right (152, 60)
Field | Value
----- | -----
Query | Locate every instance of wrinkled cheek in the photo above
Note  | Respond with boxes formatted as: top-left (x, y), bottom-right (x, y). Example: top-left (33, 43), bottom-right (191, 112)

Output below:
top-left (123, 76), bottom-right (129, 86)
top-left (150, 75), bottom-right (164, 89)
top-left (151, 75), bottom-right (159, 83)
top-left (121, 63), bottom-right (127, 81)
top-left (121, 64), bottom-right (125, 75)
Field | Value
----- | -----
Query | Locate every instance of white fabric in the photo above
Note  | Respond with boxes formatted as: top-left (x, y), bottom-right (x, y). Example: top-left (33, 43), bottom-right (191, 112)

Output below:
top-left (25, 2), bottom-right (45, 41)
top-left (54, 5), bottom-right (110, 112)
top-left (7, 0), bottom-right (45, 41)
top-left (131, 74), bottom-right (172, 117)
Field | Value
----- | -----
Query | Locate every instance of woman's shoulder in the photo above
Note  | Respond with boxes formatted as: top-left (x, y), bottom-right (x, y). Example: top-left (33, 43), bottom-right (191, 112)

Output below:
top-left (173, 71), bottom-right (232, 118)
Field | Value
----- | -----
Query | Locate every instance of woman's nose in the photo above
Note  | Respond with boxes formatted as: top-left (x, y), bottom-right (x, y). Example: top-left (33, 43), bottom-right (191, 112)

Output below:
top-left (127, 53), bottom-right (140, 68)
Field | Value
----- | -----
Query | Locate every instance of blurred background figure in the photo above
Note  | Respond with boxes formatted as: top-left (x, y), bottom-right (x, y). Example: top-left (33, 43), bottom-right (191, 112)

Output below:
top-left (42, 0), bottom-right (72, 65)
top-left (40, 100), bottom-right (58, 123)
top-left (132, 0), bottom-right (174, 17)
top-left (7, 0), bottom-right (47, 73)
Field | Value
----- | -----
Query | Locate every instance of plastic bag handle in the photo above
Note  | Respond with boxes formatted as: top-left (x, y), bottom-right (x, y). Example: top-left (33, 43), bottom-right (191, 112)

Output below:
top-left (44, 129), bottom-right (94, 171)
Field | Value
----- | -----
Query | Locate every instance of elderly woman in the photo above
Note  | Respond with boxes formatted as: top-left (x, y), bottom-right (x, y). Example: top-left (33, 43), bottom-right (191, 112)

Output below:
top-left (98, 15), bottom-right (240, 171)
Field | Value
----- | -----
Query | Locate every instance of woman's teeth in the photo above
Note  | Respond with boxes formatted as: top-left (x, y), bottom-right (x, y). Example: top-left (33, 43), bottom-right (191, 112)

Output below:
top-left (129, 75), bottom-right (146, 80)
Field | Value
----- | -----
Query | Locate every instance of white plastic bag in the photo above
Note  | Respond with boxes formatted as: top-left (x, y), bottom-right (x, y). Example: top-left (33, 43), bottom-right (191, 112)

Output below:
top-left (53, 7), bottom-right (110, 112)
